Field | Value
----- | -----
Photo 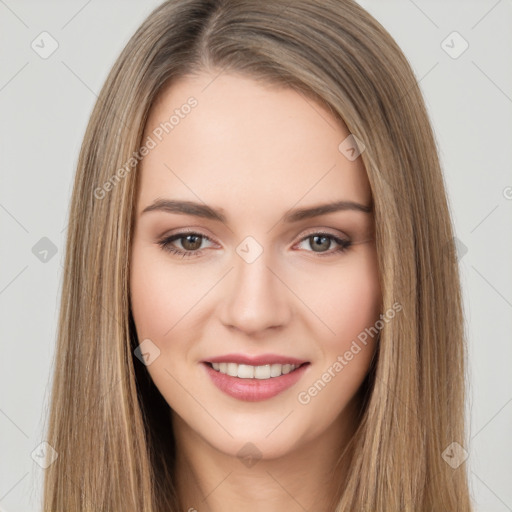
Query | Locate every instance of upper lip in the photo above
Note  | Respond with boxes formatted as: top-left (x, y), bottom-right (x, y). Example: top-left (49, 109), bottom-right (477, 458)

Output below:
top-left (203, 353), bottom-right (309, 366)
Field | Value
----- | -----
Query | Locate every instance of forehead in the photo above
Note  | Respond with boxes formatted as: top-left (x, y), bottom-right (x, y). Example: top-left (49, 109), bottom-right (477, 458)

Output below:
top-left (137, 72), bottom-right (371, 217)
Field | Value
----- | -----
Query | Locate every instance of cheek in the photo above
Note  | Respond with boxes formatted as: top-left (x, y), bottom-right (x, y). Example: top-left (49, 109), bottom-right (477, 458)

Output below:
top-left (130, 256), bottom-right (174, 339)
top-left (129, 246), bottom-right (199, 399)
top-left (130, 244), bottom-right (208, 339)
top-left (293, 247), bottom-right (381, 344)
top-left (334, 263), bottom-right (381, 339)
top-left (295, 253), bottom-right (380, 416)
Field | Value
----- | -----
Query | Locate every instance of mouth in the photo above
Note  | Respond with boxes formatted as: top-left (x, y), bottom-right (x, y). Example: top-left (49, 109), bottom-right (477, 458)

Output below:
top-left (204, 361), bottom-right (310, 380)
top-left (201, 360), bottom-right (311, 402)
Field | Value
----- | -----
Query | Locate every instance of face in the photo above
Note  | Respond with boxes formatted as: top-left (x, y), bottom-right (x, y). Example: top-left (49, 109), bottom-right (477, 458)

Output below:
top-left (130, 71), bottom-right (381, 460)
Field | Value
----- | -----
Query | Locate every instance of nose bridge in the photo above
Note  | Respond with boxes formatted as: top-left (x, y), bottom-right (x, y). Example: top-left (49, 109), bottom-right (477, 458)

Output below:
top-left (219, 244), bottom-right (291, 334)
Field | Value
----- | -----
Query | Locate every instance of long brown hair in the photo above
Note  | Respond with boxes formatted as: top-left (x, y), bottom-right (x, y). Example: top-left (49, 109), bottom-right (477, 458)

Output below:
top-left (43, 0), bottom-right (473, 510)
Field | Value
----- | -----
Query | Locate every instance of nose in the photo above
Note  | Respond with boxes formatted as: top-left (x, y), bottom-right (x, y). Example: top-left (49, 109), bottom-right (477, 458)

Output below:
top-left (218, 250), bottom-right (292, 336)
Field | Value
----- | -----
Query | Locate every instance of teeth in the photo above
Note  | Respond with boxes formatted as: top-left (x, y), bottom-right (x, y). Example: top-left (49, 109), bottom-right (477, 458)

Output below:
top-left (210, 362), bottom-right (299, 379)
top-left (227, 362), bottom-right (238, 377)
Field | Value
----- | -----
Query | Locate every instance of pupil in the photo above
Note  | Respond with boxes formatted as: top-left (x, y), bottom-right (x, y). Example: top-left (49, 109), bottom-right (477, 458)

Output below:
top-left (312, 235), bottom-right (329, 252)
top-left (183, 234), bottom-right (201, 250)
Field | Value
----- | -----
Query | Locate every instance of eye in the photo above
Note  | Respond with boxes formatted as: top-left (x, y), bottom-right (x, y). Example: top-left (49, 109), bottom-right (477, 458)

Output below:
top-left (295, 232), bottom-right (352, 257)
top-left (157, 232), bottom-right (215, 258)
top-left (157, 230), bottom-right (353, 259)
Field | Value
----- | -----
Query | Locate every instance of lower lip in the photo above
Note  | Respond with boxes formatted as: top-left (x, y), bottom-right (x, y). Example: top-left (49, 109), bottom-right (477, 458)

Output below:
top-left (202, 362), bottom-right (310, 402)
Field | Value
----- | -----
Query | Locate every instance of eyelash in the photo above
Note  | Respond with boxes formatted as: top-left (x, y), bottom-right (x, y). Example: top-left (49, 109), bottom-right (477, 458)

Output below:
top-left (156, 230), bottom-right (352, 259)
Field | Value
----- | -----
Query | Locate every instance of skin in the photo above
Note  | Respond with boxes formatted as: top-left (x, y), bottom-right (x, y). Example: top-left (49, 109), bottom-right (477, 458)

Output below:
top-left (130, 71), bottom-right (381, 511)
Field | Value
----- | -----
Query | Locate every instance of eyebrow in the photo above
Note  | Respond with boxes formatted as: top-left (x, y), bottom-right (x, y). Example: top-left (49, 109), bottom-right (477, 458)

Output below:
top-left (141, 198), bottom-right (372, 223)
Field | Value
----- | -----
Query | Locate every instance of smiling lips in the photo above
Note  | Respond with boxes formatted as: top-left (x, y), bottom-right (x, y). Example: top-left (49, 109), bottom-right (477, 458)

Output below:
top-left (202, 353), bottom-right (311, 401)
top-left (210, 361), bottom-right (301, 379)
top-left (204, 353), bottom-right (309, 379)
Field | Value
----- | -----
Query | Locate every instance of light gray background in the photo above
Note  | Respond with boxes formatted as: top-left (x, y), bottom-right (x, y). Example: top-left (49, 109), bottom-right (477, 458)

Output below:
top-left (1, 1), bottom-right (511, 511)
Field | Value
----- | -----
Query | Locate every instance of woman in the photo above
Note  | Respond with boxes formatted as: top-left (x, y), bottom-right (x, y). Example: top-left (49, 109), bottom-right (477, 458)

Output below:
top-left (43, 0), bottom-right (473, 510)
